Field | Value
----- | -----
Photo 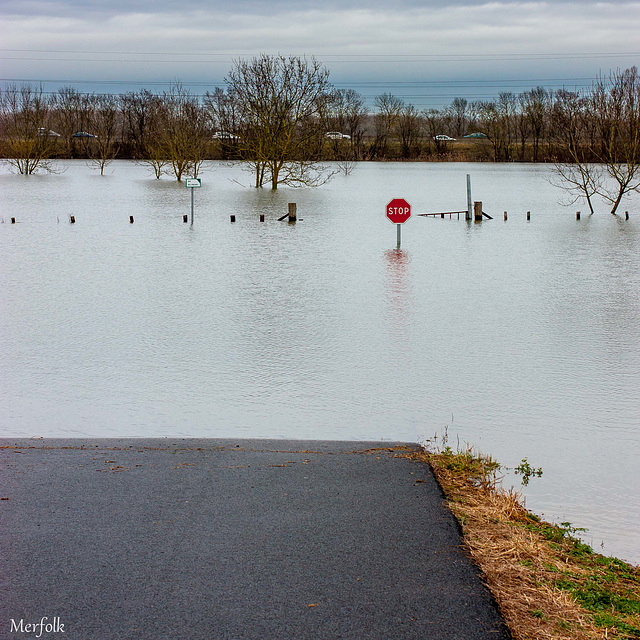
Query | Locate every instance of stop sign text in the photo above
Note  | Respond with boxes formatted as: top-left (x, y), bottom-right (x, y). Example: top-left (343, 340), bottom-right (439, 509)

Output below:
top-left (386, 198), bottom-right (411, 224)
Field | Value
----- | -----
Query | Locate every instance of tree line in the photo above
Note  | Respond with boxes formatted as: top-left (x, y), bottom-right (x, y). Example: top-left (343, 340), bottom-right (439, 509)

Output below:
top-left (1, 56), bottom-right (639, 206)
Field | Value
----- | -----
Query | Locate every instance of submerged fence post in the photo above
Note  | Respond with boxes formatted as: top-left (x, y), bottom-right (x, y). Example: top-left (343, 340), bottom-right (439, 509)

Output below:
top-left (288, 203), bottom-right (297, 222)
top-left (576, 211), bottom-right (581, 220)
top-left (473, 201), bottom-right (483, 222)
top-left (527, 210), bottom-right (531, 221)
top-left (466, 174), bottom-right (472, 221)
top-left (625, 211), bottom-right (629, 220)
top-left (504, 211), bottom-right (507, 221)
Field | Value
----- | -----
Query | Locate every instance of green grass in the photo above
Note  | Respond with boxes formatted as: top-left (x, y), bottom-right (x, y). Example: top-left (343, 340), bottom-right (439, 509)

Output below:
top-left (421, 438), bottom-right (640, 639)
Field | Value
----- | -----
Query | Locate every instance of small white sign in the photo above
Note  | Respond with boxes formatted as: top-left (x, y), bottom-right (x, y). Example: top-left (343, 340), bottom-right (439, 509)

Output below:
top-left (185, 178), bottom-right (202, 188)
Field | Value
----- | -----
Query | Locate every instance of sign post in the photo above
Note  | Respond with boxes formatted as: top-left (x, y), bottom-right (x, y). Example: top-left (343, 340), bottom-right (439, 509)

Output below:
top-left (386, 198), bottom-right (411, 248)
top-left (185, 177), bottom-right (202, 224)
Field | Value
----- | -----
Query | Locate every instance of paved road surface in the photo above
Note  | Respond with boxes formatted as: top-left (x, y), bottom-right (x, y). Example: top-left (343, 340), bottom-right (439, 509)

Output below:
top-left (0, 439), bottom-right (510, 639)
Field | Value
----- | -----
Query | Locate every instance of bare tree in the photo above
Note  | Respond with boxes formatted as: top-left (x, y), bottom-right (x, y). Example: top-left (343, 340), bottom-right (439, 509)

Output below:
top-left (204, 86), bottom-right (243, 160)
top-left (522, 86), bottom-right (551, 162)
top-left (337, 156), bottom-right (358, 176)
top-left (0, 83), bottom-right (59, 174)
top-left (591, 67), bottom-right (640, 213)
top-left (516, 92), bottom-right (532, 161)
top-left (324, 88), bottom-right (367, 160)
top-left (86, 94), bottom-right (120, 175)
top-left (423, 108), bottom-right (450, 156)
top-left (396, 104), bottom-right (422, 158)
top-left (550, 162), bottom-right (602, 214)
top-left (476, 94), bottom-right (517, 162)
top-left (466, 101), bottom-right (482, 134)
top-left (52, 86), bottom-right (92, 157)
top-left (342, 89), bottom-right (367, 157)
top-left (160, 84), bottom-right (210, 181)
top-left (447, 97), bottom-right (468, 138)
top-left (551, 69), bottom-right (640, 214)
top-left (498, 92), bottom-right (517, 161)
top-left (370, 93), bottom-right (403, 159)
top-left (225, 54), bottom-right (333, 189)
top-left (120, 91), bottom-right (170, 179)
top-left (120, 90), bottom-right (156, 159)
top-left (551, 89), bottom-right (603, 214)
top-left (477, 101), bottom-right (503, 161)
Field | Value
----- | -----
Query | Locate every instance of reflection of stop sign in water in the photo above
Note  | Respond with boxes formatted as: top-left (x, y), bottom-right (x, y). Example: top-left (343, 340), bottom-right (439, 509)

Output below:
top-left (386, 198), bottom-right (411, 224)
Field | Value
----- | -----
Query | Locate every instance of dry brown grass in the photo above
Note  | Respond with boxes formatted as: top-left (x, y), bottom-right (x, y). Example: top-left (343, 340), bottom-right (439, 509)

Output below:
top-left (408, 443), bottom-right (640, 640)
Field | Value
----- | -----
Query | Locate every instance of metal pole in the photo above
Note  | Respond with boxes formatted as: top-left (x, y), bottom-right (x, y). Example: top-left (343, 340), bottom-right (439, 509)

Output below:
top-left (396, 224), bottom-right (401, 248)
top-left (190, 187), bottom-right (194, 225)
top-left (466, 174), bottom-right (472, 221)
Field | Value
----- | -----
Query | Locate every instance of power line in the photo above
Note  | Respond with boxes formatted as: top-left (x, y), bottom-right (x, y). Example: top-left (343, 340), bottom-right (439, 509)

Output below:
top-left (0, 76), bottom-right (595, 87)
top-left (1, 48), bottom-right (639, 60)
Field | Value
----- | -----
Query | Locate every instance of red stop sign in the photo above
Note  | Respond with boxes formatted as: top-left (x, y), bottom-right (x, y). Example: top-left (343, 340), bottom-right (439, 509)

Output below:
top-left (386, 198), bottom-right (411, 224)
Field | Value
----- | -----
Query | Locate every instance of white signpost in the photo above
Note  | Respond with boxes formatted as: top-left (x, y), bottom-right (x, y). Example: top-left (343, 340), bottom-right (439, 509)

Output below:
top-left (185, 178), bottom-right (202, 224)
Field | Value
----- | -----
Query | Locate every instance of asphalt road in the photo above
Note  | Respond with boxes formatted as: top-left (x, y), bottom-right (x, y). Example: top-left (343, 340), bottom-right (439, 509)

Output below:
top-left (0, 439), bottom-right (510, 640)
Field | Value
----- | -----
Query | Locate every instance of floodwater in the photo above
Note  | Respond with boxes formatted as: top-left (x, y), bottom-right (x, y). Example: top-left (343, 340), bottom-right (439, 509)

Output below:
top-left (1, 160), bottom-right (639, 564)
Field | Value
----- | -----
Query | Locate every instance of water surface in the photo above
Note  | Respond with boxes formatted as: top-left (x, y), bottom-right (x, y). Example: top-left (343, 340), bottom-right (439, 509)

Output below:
top-left (1, 160), bottom-right (639, 563)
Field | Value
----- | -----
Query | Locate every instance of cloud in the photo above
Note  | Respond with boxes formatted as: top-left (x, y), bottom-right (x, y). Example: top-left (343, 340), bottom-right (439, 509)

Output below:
top-left (4, 0), bottom-right (637, 17)
top-left (1, 0), bottom-right (639, 106)
top-left (4, 2), bottom-right (639, 53)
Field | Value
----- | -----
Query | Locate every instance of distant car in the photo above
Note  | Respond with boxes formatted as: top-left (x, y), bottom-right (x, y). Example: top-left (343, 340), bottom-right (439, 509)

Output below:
top-left (434, 135), bottom-right (455, 141)
top-left (37, 128), bottom-right (61, 137)
top-left (72, 131), bottom-right (96, 138)
top-left (463, 132), bottom-right (488, 139)
top-left (213, 131), bottom-right (240, 141)
top-left (325, 131), bottom-right (351, 140)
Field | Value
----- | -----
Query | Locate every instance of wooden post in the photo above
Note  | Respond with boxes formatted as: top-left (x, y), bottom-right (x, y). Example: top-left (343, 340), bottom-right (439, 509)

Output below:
top-left (504, 211), bottom-right (507, 221)
top-left (259, 214), bottom-right (265, 222)
top-left (288, 203), bottom-right (297, 222)
top-left (526, 211), bottom-right (530, 221)
top-left (230, 215), bottom-right (236, 223)
top-left (441, 213), bottom-right (444, 219)
top-left (473, 201), bottom-right (483, 222)
top-left (625, 211), bottom-right (629, 220)
top-left (129, 216), bottom-right (134, 223)
top-left (576, 211), bottom-right (580, 220)
top-left (183, 214), bottom-right (188, 223)
top-left (70, 216), bottom-right (75, 224)
top-left (11, 217), bottom-right (16, 224)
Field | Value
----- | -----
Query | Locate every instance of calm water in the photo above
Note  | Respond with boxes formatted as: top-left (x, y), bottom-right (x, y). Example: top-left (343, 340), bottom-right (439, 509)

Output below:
top-left (1, 160), bottom-right (639, 564)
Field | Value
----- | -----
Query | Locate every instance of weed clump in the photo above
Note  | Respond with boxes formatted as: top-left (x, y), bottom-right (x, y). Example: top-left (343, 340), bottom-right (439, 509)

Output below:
top-left (413, 432), bottom-right (640, 640)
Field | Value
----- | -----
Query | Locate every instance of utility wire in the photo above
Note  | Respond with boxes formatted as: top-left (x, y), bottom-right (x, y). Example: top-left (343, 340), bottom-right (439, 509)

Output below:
top-left (1, 48), bottom-right (639, 60)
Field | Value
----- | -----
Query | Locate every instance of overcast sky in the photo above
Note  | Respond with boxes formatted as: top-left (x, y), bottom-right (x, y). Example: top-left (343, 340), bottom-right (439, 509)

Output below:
top-left (1, 0), bottom-right (639, 107)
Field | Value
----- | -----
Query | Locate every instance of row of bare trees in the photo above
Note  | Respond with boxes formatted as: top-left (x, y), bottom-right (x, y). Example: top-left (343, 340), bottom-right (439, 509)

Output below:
top-left (1, 58), bottom-right (639, 203)
top-left (0, 85), bottom-right (122, 176)
top-left (0, 83), bottom-right (211, 179)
